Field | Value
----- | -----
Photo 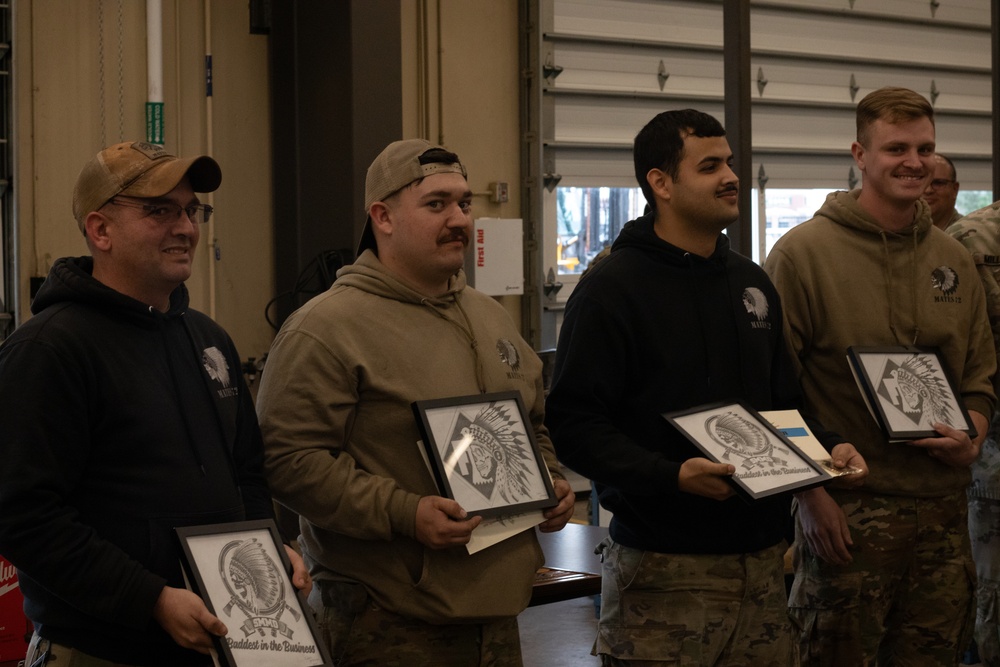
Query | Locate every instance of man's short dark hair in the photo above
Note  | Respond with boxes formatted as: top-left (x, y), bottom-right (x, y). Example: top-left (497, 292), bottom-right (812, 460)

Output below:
top-left (419, 148), bottom-right (461, 167)
top-left (633, 109), bottom-right (726, 209)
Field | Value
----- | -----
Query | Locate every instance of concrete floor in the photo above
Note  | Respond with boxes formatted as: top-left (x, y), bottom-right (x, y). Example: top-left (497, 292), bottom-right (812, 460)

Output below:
top-left (519, 596), bottom-right (601, 667)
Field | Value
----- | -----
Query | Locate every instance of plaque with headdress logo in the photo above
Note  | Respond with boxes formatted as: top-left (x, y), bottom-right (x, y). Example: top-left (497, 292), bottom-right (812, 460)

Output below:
top-left (847, 346), bottom-right (976, 442)
top-left (175, 520), bottom-right (331, 667)
top-left (412, 391), bottom-right (559, 518)
top-left (664, 400), bottom-right (833, 501)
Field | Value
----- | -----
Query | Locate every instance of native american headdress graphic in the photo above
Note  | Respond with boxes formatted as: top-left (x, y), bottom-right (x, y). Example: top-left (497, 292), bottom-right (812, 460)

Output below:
top-left (217, 537), bottom-right (301, 639)
top-left (877, 353), bottom-right (954, 426)
top-left (705, 410), bottom-right (788, 471)
top-left (496, 338), bottom-right (521, 371)
top-left (931, 266), bottom-right (959, 296)
top-left (742, 287), bottom-right (769, 320)
top-left (446, 402), bottom-right (535, 504)
top-left (220, 538), bottom-right (284, 618)
top-left (202, 346), bottom-right (231, 388)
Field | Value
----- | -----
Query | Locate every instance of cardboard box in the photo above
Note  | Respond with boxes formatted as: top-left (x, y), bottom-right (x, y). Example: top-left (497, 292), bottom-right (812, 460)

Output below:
top-left (464, 218), bottom-right (524, 296)
top-left (0, 555), bottom-right (29, 662)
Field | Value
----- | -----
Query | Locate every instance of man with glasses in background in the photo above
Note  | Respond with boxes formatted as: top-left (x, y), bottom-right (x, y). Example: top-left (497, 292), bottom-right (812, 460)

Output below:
top-left (924, 153), bottom-right (962, 230)
top-left (0, 141), bottom-right (307, 666)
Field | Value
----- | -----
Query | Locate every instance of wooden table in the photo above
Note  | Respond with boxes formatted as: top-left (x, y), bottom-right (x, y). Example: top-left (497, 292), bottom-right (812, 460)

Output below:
top-left (530, 523), bottom-right (608, 606)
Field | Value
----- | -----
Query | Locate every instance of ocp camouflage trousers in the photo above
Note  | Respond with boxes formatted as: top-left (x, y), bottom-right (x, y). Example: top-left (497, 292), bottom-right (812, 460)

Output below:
top-left (308, 579), bottom-right (523, 667)
top-left (789, 489), bottom-right (975, 667)
top-left (593, 539), bottom-right (794, 666)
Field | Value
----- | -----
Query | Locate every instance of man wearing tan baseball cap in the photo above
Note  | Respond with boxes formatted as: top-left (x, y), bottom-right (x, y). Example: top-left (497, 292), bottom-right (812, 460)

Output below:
top-left (72, 140), bottom-right (222, 234)
top-left (355, 137), bottom-right (467, 257)
top-left (0, 141), bottom-right (309, 667)
top-left (258, 138), bottom-right (576, 666)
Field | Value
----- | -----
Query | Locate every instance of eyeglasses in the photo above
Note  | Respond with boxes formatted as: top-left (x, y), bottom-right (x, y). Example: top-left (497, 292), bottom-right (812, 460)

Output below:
top-left (107, 197), bottom-right (214, 224)
top-left (927, 179), bottom-right (956, 190)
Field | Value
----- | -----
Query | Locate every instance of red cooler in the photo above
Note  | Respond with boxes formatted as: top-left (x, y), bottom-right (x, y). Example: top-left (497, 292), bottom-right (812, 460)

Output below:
top-left (0, 555), bottom-right (29, 664)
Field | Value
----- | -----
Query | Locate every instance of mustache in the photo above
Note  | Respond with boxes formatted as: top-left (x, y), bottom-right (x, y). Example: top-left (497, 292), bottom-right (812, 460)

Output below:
top-left (717, 185), bottom-right (739, 195)
top-left (440, 231), bottom-right (469, 245)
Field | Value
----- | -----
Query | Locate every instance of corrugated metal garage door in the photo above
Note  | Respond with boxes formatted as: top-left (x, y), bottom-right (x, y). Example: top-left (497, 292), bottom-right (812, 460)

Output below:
top-left (522, 0), bottom-right (991, 349)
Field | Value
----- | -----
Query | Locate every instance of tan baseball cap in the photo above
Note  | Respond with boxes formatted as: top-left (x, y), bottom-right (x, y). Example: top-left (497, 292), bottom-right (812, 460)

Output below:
top-left (358, 139), bottom-right (467, 255)
top-left (72, 141), bottom-right (222, 233)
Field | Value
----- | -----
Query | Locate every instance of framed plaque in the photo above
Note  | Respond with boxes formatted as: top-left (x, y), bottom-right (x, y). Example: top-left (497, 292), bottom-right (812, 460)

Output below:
top-left (175, 520), bottom-right (331, 667)
top-left (411, 391), bottom-right (558, 518)
top-left (847, 345), bottom-right (975, 442)
top-left (664, 400), bottom-right (833, 500)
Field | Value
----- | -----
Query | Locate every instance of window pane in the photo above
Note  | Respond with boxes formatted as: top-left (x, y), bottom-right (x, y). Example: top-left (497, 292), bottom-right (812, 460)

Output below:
top-left (956, 191), bottom-right (994, 217)
top-left (556, 186), bottom-right (646, 275)
top-left (554, 186), bottom-right (998, 277)
top-left (763, 189), bottom-right (834, 258)
top-left (762, 189), bottom-right (996, 263)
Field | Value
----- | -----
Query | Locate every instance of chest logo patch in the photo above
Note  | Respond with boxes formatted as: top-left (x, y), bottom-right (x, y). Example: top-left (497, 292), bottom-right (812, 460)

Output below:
top-left (496, 338), bottom-right (521, 371)
top-left (202, 346), bottom-right (231, 388)
top-left (931, 266), bottom-right (960, 296)
top-left (742, 287), bottom-right (768, 320)
top-left (742, 287), bottom-right (771, 330)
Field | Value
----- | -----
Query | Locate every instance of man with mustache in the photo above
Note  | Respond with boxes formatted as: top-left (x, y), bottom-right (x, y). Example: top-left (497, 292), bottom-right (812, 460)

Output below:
top-left (256, 139), bottom-right (575, 666)
top-left (546, 109), bottom-right (865, 666)
top-left (765, 86), bottom-right (995, 665)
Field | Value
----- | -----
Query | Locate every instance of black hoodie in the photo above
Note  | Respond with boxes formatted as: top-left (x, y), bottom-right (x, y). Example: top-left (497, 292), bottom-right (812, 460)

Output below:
top-left (547, 213), bottom-right (834, 554)
top-left (0, 257), bottom-right (272, 665)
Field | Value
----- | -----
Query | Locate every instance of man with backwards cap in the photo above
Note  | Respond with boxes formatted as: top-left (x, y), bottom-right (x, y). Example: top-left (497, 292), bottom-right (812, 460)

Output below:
top-left (0, 141), bottom-right (307, 666)
top-left (257, 139), bottom-right (575, 666)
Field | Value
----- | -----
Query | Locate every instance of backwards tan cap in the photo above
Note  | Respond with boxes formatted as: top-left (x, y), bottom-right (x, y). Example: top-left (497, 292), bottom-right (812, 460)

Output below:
top-left (72, 141), bottom-right (222, 233)
top-left (358, 138), bottom-right (467, 256)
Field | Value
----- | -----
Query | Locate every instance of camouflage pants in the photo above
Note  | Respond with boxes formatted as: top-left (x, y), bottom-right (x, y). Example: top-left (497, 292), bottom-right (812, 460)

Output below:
top-left (969, 495), bottom-right (1000, 665)
top-left (594, 539), bottom-right (794, 666)
top-left (789, 490), bottom-right (975, 666)
top-left (308, 579), bottom-right (523, 667)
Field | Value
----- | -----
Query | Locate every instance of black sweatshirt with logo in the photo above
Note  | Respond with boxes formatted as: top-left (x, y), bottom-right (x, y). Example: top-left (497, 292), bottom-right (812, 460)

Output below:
top-left (0, 256), bottom-right (272, 665)
top-left (547, 213), bottom-right (838, 555)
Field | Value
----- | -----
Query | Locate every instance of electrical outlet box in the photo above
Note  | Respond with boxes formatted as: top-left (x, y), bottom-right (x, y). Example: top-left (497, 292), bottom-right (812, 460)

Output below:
top-left (490, 181), bottom-right (509, 204)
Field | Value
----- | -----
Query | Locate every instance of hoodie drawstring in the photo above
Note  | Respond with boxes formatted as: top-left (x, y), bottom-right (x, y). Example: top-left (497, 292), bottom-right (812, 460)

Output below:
top-left (163, 320), bottom-right (208, 476)
top-left (420, 294), bottom-right (487, 393)
top-left (684, 251), bottom-right (719, 396)
top-left (882, 229), bottom-right (921, 346)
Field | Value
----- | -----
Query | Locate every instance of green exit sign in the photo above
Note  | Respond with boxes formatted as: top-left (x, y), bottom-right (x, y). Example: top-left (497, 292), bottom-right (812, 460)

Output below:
top-left (146, 102), bottom-right (164, 145)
